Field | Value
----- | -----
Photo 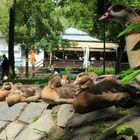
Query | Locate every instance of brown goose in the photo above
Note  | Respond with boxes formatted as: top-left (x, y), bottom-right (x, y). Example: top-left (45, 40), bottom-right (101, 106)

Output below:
top-left (99, 4), bottom-right (140, 68)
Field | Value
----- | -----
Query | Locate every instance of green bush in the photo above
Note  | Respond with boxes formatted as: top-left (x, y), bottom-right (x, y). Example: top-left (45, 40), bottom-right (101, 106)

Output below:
top-left (87, 66), bottom-right (115, 76)
top-left (115, 124), bottom-right (134, 137)
top-left (119, 67), bottom-right (140, 85)
top-left (60, 66), bottom-right (73, 75)
top-left (60, 66), bottom-right (76, 80)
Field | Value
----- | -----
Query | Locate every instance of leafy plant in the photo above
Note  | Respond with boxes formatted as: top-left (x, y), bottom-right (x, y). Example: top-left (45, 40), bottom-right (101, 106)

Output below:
top-left (115, 124), bottom-right (134, 137)
top-left (119, 67), bottom-right (140, 85)
top-left (117, 22), bottom-right (140, 85)
top-left (120, 70), bottom-right (140, 85)
top-left (30, 115), bottom-right (40, 123)
top-left (90, 120), bottom-right (113, 139)
top-left (117, 23), bottom-right (140, 38)
top-left (119, 68), bottom-right (136, 78)
top-left (32, 128), bottom-right (49, 138)
top-left (60, 66), bottom-right (72, 75)
top-left (87, 66), bottom-right (115, 76)
top-left (51, 105), bottom-right (60, 118)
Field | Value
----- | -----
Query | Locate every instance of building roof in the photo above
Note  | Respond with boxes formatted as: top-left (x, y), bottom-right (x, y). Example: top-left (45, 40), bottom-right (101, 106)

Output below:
top-left (61, 27), bottom-right (100, 42)
top-left (61, 27), bottom-right (118, 52)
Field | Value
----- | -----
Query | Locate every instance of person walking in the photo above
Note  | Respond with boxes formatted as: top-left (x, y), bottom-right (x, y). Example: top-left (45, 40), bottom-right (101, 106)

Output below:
top-left (1, 54), bottom-right (9, 80)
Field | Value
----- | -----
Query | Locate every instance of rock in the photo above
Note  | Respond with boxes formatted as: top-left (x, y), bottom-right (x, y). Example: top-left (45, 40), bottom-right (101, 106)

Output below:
top-left (15, 110), bottom-right (55, 140)
top-left (67, 106), bottom-right (117, 128)
top-left (0, 122), bottom-right (25, 140)
top-left (0, 102), bottom-right (9, 112)
top-left (126, 116), bottom-right (140, 139)
top-left (97, 113), bottom-right (140, 140)
top-left (0, 121), bottom-right (9, 132)
top-left (0, 102), bottom-right (27, 121)
top-left (62, 106), bottom-right (118, 140)
top-left (57, 104), bottom-right (75, 127)
top-left (18, 102), bottom-right (48, 124)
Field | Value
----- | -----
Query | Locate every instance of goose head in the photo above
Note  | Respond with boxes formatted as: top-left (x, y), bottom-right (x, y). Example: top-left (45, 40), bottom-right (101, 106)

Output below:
top-left (99, 4), bottom-right (140, 26)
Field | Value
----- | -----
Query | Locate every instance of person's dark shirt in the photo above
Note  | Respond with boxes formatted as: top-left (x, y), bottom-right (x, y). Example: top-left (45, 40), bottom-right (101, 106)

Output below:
top-left (2, 57), bottom-right (9, 70)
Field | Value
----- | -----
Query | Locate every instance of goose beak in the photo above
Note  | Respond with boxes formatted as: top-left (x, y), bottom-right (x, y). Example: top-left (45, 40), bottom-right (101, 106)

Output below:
top-left (99, 12), bottom-right (112, 21)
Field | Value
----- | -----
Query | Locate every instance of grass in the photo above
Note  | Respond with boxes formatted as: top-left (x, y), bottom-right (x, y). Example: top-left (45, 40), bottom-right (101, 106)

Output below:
top-left (0, 66), bottom-right (115, 86)
top-left (32, 128), bottom-right (49, 138)
top-left (90, 105), bottom-right (140, 139)
top-left (87, 66), bottom-right (115, 76)
top-left (30, 115), bottom-right (40, 123)
top-left (51, 105), bottom-right (61, 118)
top-left (90, 120), bottom-right (113, 139)
top-left (0, 78), bottom-right (49, 86)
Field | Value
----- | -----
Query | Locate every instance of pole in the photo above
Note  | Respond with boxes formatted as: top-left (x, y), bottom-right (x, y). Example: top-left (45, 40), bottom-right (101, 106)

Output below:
top-left (103, 0), bottom-right (106, 74)
top-left (32, 64), bottom-right (35, 78)
top-left (25, 47), bottom-right (28, 78)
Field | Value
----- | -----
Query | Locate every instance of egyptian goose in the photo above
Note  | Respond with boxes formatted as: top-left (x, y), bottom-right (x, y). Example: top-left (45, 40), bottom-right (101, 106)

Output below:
top-left (99, 4), bottom-right (140, 68)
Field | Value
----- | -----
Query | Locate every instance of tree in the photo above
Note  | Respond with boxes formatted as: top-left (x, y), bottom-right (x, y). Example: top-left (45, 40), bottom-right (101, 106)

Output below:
top-left (0, 0), bottom-right (16, 79)
top-left (0, 0), bottom-right (9, 37)
top-left (15, 0), bottom-right (64, 77)
top-left (8, 0), bottom-right (16, 79)
top-left (1, 0), bottom-right (140, 78)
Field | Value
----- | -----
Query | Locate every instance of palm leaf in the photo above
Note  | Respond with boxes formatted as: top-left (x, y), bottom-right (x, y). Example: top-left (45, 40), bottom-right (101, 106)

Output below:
top-left (120, 70), bottom-right (140, 85)
top-left (119, 68), bottom-right (135, 78)
top-left (117, 23), bottom-right (140, 38)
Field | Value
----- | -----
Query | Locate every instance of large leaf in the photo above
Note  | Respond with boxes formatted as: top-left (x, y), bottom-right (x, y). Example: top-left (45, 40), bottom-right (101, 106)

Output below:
top-left (134, 23), bottom-right (140, 33)
top-left (117, 23), bottom-right (140, 38)
top-left (120, 70), bottom-right (140, 85)
top-left (119, 68), bottom-right (135, 78)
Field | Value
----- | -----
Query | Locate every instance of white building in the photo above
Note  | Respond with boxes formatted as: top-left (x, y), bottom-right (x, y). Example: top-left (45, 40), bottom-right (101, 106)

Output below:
top-left (0, 33), bottom-right (23, 66)
top-left (0, 33), bottom-right (44, 67)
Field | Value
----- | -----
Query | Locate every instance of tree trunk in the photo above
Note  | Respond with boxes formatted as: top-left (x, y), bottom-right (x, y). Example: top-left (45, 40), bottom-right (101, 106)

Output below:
top-left (115, 37), bottom-right (125, 74)
top-left (43, 50), bottom-right (47, 67)
top-left (8, 0), bottom-right (16, 79)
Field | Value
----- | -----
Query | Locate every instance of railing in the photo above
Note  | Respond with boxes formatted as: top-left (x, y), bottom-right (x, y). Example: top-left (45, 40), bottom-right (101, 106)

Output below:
top-left (22, 59), bottom-right (115, 78)
top-left (33, 59), bottom-right (84, 76)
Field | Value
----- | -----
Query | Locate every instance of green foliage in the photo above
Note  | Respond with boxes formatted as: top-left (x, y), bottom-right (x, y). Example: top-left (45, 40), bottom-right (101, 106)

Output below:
top-left (0, 0), bottom-right (139, 40)
top-left (117, 23), bottom-right (140, 85)
top-left (119, 68), bottom-right (136, 78)
top-left (30, 115), bottom-right (40, 123)
top-left (120, 70), bottom-right (140, 85)
top-left (56, 0), bottom-right (96, 36)
top-left (61, 66), bottom-right (73, 75)
top-left (109, 0), bottom-right (140, 9)
top-left (15, 0), bottom-right (64, 52)
top-left (60, 66), bottom-right (76, 80)
top-left (119, 67), bottom-right (140, 85)
top-left (33, 128), bottom-right (49, 138)
top-left (1, 0), bottom-right (140, 44)
top-left (64, 66), bottom-right (73, 74)
top-left (87, 66), bottom-right (115, 76)
top-left (51, 105), bottom-right (61, 118)
top-left (90, 120), bottom-right (113, 139)
top-left (115, 124), bottom-right (134, 137)
top-left (0, 0), bottom-right (10, 39)
top-left (117, 23), bottom-right (140, 38)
